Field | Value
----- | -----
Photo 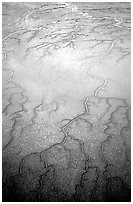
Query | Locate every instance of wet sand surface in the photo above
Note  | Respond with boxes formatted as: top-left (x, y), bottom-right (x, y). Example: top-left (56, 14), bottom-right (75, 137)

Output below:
top-left (2, 2), bottom-right (131, 202)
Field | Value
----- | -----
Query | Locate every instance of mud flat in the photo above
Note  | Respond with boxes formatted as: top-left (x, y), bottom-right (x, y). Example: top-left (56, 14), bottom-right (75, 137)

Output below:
top-left (2, 2), bottom-right (131, 202)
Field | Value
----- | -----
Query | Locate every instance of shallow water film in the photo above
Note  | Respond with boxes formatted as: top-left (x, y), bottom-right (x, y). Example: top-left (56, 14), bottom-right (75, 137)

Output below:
top-left (2, 2), bottom-right (131, 202)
